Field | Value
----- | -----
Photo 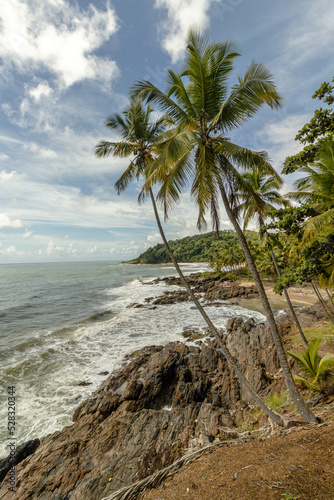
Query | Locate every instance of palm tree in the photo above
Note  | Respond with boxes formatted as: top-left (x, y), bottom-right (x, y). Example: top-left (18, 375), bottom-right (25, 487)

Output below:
top-left (236, 171), bottom-right (288, 231)
top-left (132, 29), bottom-right (317, 422)
top-left (95, 97), bottom-right (286, 426)
top-left (287, 134), bottom-right (334, 236)
top-left (236, 171), bottom-right (308, 346)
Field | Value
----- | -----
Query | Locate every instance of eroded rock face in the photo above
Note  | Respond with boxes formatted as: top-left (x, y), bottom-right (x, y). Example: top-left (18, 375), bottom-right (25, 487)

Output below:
top-left (0, 318), bottom-right (284, 500)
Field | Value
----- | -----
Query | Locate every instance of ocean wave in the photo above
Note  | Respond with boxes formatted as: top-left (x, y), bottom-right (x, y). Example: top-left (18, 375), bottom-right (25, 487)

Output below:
top-left (0, 262), bottom-right (264, 458)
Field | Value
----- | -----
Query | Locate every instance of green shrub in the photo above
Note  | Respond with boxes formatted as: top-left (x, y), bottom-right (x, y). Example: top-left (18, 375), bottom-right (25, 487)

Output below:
top-left (287, 338), bottom-right (334, 393)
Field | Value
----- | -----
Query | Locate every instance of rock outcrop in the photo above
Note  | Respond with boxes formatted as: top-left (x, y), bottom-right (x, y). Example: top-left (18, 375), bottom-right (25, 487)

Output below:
top-left (134, 273), bottom-right (258, 307)
top-left (0, 318), bottom-right (284, 500)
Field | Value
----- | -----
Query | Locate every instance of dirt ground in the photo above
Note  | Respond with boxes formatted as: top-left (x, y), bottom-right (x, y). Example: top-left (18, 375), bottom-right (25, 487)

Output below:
top-left (141, 283), bottom-right (334, 500)
top-left (142, 422), bottom-right (334, 500)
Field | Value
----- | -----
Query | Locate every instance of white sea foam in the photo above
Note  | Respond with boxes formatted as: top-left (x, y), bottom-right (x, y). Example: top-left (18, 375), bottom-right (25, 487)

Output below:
top-left (0, 261), bottom-right (264, 457)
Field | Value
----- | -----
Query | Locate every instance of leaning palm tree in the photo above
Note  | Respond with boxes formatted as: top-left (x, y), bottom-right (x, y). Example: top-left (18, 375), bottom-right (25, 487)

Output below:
top-left (236, 171), bottom-right (308, 346)
top-left (132, 29), bottom-right (316, 422)
top-left (95, 97), bottom-right (287, 426)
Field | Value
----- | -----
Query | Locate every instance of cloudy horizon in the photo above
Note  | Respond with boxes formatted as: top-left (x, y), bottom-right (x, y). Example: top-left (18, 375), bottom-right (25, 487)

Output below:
top-left (0, 0), bottom-right (333, 263)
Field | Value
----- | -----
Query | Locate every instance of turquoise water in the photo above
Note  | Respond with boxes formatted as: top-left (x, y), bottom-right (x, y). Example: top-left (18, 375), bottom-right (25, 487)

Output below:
top-left (0, 261), bottom-right (265, 457)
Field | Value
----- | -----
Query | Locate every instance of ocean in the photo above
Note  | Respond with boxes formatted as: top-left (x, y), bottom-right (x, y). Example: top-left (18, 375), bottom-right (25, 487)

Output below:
top-left (0, 261), bottom-right (266, 458)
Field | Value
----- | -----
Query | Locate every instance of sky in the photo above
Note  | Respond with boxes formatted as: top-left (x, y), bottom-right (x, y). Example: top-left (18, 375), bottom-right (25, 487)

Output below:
top-left (0, 0), bottom-right (333, 263)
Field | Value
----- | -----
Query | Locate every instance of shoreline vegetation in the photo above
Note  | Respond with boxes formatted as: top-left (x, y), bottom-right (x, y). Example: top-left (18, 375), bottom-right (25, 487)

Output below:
top-left (1, 25), bottom-right (332, 496)
top-left (1, 270), bottom-right (333, 499)
top-left (127, 231), bottom-right (256, 265)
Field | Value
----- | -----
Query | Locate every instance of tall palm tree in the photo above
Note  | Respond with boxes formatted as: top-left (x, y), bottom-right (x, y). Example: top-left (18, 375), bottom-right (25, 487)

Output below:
top-left (236, 171), bottom-right (288, 231)
top-left (236, 171), bottom-right (308, 346)
top-left (132, 29), bottom-right (316, 422)
top-left (95, 97), bottom-right (286, 426)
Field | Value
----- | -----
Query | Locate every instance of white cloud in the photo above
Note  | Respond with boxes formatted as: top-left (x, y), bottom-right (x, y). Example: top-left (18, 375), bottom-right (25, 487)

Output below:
top-left (147, 232), bottom-right (161, 243)
top-left (267, 2), bottom-right (334, 94)
top-left (28, 82), bottom-right (53, 101)
top-left (23, 142), bottom-right (58, 159)
top-left (0, 0), bottom-right (119, 88)
top-left (0, 245), bottom-right (20, 256)
top-left (22, 229), bottom-right (33, 238)
top-left (46, 240), bottom-right (64, 255)
top-left (257, 113), bottom-right (310, 168)
top-left (0, 170), bottom-right (152, 229)
top-left (86, 245), bottom-right (98, 254)
top-left (0, 153), bottom-right (9, 161)
top-left (0, 213), bottom-right (22, 229)
top-left (155, 0), bottom-right (213, 62)
top-left (284, 3), bottom-right (334, 67)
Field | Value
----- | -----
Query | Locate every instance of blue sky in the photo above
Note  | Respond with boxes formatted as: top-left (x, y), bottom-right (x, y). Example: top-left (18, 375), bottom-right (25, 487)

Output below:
top-left (0, 0), bottom-right (333, 263)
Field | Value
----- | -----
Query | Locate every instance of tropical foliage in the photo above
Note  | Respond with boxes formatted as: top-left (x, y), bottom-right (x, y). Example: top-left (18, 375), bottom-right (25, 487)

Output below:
top-left (131, 230), bottom-right (248, 264)
top-left (287, 339), bottom-right (334, 393)
top-left (235, 170), bottom-right (289, 231)
top-left (286, 135), bottom-right (334, 237)
top-left (283, 76), bottom-right (334, 174)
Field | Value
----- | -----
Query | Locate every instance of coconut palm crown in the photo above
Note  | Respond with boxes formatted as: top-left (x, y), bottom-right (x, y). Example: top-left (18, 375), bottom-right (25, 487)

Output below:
top-left (132, 29), bottom-right (282, 230)
top-left (95, 97), bottom-right (165, 199)
top-left (132, 28), bottom-right (317, 423)
top-left (236, 171), bottom-right (290, 231)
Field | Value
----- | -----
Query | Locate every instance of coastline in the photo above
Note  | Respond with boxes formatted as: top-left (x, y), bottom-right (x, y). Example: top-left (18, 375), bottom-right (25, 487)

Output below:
top-left (1, 271), bottom-right (333, 499)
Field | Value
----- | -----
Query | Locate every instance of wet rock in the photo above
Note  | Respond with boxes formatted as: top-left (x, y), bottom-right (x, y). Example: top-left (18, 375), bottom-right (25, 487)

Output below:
top-left (182, 328), bottom-right (205, 341)
top-left (0, 320), bottom-right (284, 500)
top-left (0, 438), bottom-right (40, 482)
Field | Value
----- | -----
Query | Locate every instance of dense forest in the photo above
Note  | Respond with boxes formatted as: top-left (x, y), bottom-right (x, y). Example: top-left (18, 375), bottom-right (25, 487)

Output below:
top-left (129, 230), bottom-right (250, 264)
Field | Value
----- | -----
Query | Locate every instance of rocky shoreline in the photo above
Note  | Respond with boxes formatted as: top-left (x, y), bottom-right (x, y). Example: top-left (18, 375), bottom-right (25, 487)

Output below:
top-left (0, 273), bottom-right (327, 499)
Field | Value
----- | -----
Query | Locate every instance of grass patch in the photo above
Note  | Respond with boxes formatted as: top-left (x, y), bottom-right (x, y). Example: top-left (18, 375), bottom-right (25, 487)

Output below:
top-left (280, 492), bottom-right (299, 500)
top-left (290, 321), bottom-right (334, 350)
top-left (304, 323), bottom-right (334, 343)
top-left (263, 391), bottom-right (297, 415)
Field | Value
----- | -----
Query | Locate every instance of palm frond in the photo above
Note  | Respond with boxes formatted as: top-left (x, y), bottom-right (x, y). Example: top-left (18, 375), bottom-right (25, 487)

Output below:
top-left (214, 61), bottom-right (282, 131)
top-left (114, 161), bottom-right (140, 194)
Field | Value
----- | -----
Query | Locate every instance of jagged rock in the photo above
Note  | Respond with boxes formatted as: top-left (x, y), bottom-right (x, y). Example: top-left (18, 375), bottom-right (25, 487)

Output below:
top-left (0, 438), bottom-right (40, 483)
top-left (0, 318), bottom-right (284, 500)
top-left (224, 317), bottom-right (286, 398)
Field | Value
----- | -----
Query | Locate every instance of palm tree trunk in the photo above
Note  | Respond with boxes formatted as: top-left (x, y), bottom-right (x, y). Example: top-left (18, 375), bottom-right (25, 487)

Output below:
top-left (311, 281), bottom-right (334, 325)
top-left (219, 183), bottom-right (317, 423)
top-left (149, 188), bottom-right (284, 426)
top-left (325, 288), bottom-right (334, 309)
top-left (258, 217), bottom-right (308, 347)
top-left (269, 249), bottom-right (308, 347)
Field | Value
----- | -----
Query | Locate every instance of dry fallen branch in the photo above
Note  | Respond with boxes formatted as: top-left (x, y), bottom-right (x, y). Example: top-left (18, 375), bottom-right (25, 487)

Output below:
top-left (101, 437), bottom-right (251, 500)
top-left (233, 464), bottom-right (253, 479)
